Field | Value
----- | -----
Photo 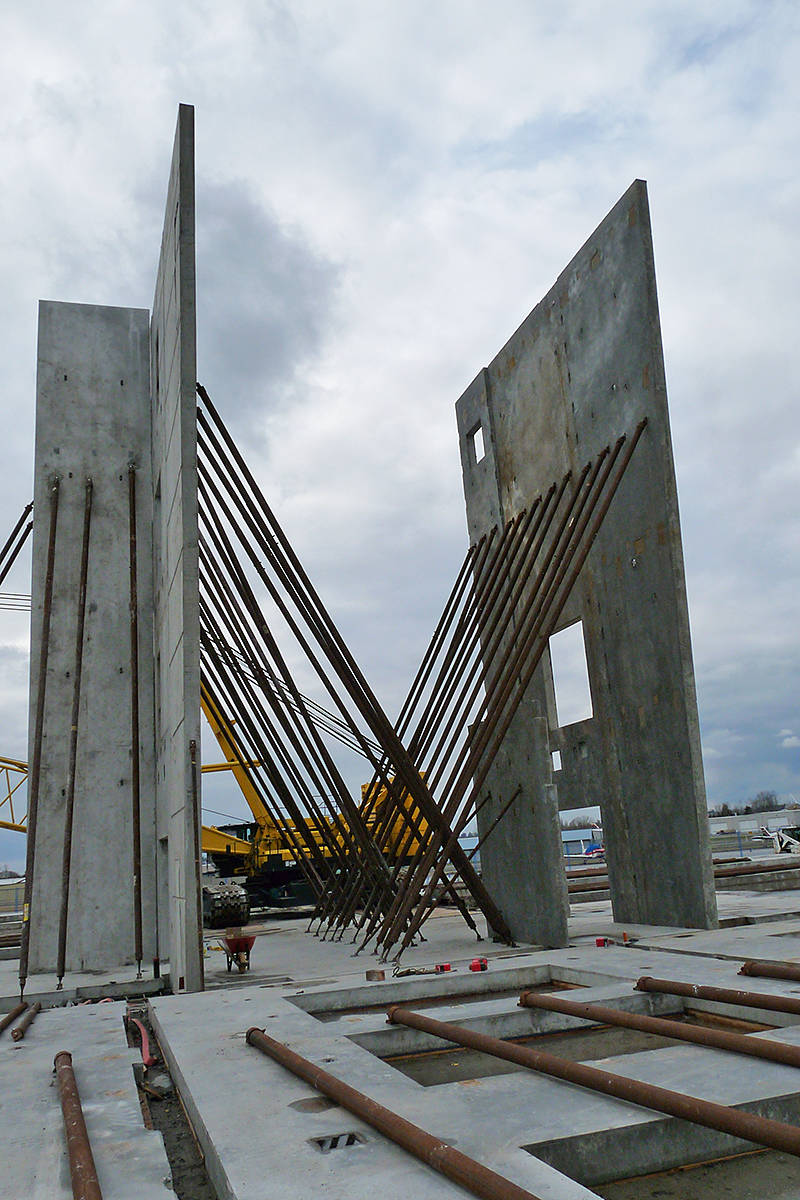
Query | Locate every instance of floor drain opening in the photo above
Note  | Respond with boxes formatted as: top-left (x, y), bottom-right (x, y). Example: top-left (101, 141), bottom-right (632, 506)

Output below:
top-left (310, 1131), bottom-right (367, 1153)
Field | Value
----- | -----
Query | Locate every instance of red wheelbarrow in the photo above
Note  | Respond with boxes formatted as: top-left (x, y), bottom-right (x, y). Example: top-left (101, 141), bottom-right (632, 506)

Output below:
top-left (221, 933), bottom-right (256, 973)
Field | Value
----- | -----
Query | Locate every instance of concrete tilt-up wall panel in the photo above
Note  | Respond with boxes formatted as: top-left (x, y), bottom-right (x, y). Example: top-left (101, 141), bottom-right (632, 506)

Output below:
top-left (28, 301), bottom-right (157, 972)
top-left (456, 180), bottom-right (717, 934)
top-left (150, 104), bottom-right (204, 994)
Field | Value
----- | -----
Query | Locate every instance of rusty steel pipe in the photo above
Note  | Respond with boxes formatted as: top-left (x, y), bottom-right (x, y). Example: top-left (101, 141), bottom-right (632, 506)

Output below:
top-left (635, 976), bottom-right (800, 1017)
top-left (564, 864), bottom-right (610, 879)
top-left (0, 1000), bottom-right (27, 1036)
top-left (518, 989), bottom-right (800, 1071)
top-left (201, 646), bottom-right (351, 916)
top-left (201, 660), bottom-right (337, 893)
top-left (371, 466), bottom-right (587, 954)
top-left (393, 429), bottom-right (644, 956)
top-left (12, 1000), bottom-right (42, 1041)
top-left (199, 587), bottom-right (354, 876)
top-left (386, 442), bottom-right (622, 954)
top-left (568, 875), bottom-right (610, 893)
top-left (740, 961), bottom-right (800, 983)
top-left (410, 784), bottom-right (525, 936)
top-left (199, 393), bottom-right (512, 942)
top-left (336, 526), bottom-right (508, 937)
top-left (20, 476), bottom-right (61, 996)
top-left (246, 1025), bottom-right (545, 1200)
top-left (354, 535), bottom-right (489, 845)
top-left (54, 1050), bottom-right (104, 1200)
top-left (200, 638), bottom-right (344, 884)
top-left (189, 739), bottom-right (205, 989)
top-left (385, 1006), bottom-right (800, 1158)
top-left (197, 468), bottom-right (394, 880)
top-left (367, 500), bottom-right (557, 917)
top-left (127, 464), bottom-right (143, 979)
top-left (0, 500), bottom-right (33, 569)
top-left (0, 518), bottom-right (33, 588)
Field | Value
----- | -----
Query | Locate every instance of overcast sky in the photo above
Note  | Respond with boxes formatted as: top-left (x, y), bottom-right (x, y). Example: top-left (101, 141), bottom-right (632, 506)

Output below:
top-left (0, 2), bottom-right (797, 870)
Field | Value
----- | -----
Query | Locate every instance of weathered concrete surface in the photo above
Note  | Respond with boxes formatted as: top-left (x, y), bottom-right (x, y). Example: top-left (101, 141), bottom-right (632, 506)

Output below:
top-left (26, 106), bottom-right (203, 988)
top-left (28, 301), bottom-right (157, 972)
top-left (0, 1000), bottom-right (171, 1198)
top-left (456, 180), bottom-right (716, 936)
top-left (477, 698), bottom-right (569, 946)
top-left (6, 895), bottom-right (800, 1198)
top-left (147, 897), bottom-right (800, 1199)
top-left (150, 981), bottom-right (601, 1200)
top-left (150, 103), bottom-right (203, 994)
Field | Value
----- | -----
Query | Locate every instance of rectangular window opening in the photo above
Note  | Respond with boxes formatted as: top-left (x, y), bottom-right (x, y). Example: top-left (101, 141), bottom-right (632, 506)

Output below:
top-left (551, 749), bottom-right (562, 772)
top-left (469, 422), bottom-right (486, 464)
top-left (549, 620), bottom-right (593, 727)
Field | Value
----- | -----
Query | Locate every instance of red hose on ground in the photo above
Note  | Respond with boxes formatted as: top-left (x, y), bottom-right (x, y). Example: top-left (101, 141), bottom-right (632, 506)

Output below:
top-left (129, 1017), bottom-right (156, 1067)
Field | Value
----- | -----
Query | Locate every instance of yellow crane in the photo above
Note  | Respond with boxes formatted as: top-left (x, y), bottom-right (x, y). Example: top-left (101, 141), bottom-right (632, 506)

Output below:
top-left (0, 757), bottom-right (27, 834)
top-left (0, 751), bottom-right (253, 861)
top-left (1, 695), bottom-right (430, 886)
top-left (199, 684), bottom-right (430, 875)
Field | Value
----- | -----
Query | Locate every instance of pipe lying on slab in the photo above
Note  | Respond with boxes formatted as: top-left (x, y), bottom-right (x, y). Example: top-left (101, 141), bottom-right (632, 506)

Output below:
top-left (518, 989), bottom-right (800, 1070)
top-left (12, 1000), bottom-right (41, 1041)
top-left (0, 1000), bottom-right (27, 1036)
top-left (635, 976), bottom-right (800, 1017)
top-left (54, 1051), bottom-right (103, 1200)
top-left (56, 477), bottom-right (93, 990)
top-left (740, 960), bottom-right (800, 983)
top-left (246, 1025), bottom-right (546, 1200)
top-left (385, 1006), bottom-right (800, 1158)
top-left (19, 477), bottom-right (61, 997)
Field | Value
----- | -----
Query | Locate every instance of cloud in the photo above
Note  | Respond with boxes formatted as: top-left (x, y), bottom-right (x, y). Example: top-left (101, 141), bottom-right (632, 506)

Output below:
top-left (0, 0), bottom-right (797, 823)
top-left (196, 180), bottom-right (339, 434)
top-left (782, 736), bottom-right (800, 749)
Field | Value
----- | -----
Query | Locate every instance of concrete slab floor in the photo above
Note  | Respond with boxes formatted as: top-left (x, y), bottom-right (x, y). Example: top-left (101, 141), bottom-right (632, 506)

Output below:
top-left (0, 999), bottom-right (171, 1198)
top-left (4, 892), bottom-right (800, 1199)
top-left (150, 895), bottom-right (800, 1199)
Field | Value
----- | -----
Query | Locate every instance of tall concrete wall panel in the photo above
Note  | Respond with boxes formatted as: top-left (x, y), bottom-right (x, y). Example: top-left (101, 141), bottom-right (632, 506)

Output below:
top-left (150, 104), bottom-right (203, 993)
top-left (457, 181), bottom-right (717, 933)
top-left (28, 301), bottom-right (157, 972)
top-left (26, 105), bottom-right (204, 989)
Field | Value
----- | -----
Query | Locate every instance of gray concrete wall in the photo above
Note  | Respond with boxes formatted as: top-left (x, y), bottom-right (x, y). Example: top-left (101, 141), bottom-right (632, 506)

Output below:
top-left (476, 700), bottom-right (569, 947)
top-left (27, 106), bottom-right (203, 988)
top-left (457, 180), bottom-right (717, 934)
top-left (28, 301), bottom-right (157, 972)
top-left (150, 104), bottom-right (203, 993)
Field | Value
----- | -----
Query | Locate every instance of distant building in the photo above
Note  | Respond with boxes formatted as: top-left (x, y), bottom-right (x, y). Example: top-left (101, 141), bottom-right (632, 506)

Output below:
top-left (708, 807), bottom-right (799, 836)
